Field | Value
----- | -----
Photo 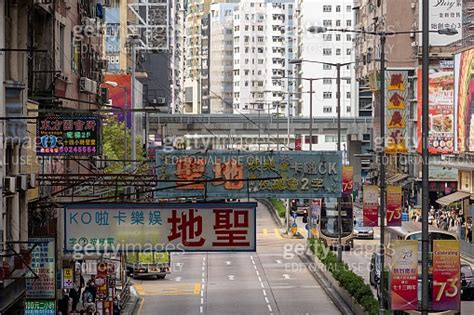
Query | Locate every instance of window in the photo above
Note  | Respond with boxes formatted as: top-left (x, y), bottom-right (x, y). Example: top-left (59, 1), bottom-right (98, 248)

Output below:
top-left (323, 5), bottom-right (332, 12)
top-left (235, 26), bottom-right (240, 31)
top-left (346, 34), bottom-right (352, 41)
top-left (323, 48), bottom-right (332, 55)
top-left (323, 92), bottom-right (332, 99)
top-left (234, 47), bottom-right (239, 53)
top-left (336, 5), bottom-right (341, 12)
top-left (336, 20), bottom-right (341, 27)
top-left (323, 107), bottom-right (333, 114)
top-left (346, 92), bottom-right (351, 99)
top-left (346, 106), bottom-right (351, 112)
top-left (323, 78), bottom-right (332, 85)
top-left (257, 36), bottom-right (264, 42)
top-left (258, 59), bottom-right (264, 64)
top-left (323, 64), bottom-right (332, 70)
top-left (347, 48), bottom-right (352, 55)
top-left (325, 135), bottom-right (336, 142)
top-left (323, 20), bottom-right (332, 27)
top-left (336, 49), bottom-right (341, 55)
top-left (323, 34), bottom-right (332, 41)
top-left (346, 20), bottom-right (352, 27)
top-left (346, 5), bottom-right (352, 12)
top-left (336, 34), bottom-right (341, 41)
top-left (258, 25), bottom-right (264, 31)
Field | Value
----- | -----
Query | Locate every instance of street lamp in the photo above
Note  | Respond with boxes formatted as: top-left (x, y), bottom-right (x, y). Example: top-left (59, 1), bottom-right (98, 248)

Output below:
top-left (311, 24), bottom-right (458, 314)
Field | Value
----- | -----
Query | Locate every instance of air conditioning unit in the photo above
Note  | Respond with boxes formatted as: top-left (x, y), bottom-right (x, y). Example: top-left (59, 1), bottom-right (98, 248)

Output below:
top-left (80, 77), bottom-right (97, 94)
top-left (4, 177), bottom-right (17, 193)
top-left (34, 0), bottom-right (52, 4)
top-left (29, 174), bottom-right (37, 188)
top-left (17, 175), bottom-right (28, 191)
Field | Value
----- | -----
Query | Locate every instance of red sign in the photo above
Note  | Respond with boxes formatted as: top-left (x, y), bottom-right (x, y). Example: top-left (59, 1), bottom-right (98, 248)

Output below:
top-left (387, 185), bottom-right (402, 226)
top-left (342, 166), bottom-right (353, 195)
top-left (96, 262), bottom-right (108, 300)
top-left (391, 240), bottom-right (418, 310)
top-left (432, 240), bottom-right (461, 311)
top-left (363, 185), bottom-right (378, 226)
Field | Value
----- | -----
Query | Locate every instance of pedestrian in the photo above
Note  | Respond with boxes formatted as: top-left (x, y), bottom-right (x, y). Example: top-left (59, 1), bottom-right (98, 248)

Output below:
top-left (58, 290), bottom-right (70, 315)
top-left (69, 285), bottom-right (80, 311)
top-left (468, 221), bottom-right (473, 243)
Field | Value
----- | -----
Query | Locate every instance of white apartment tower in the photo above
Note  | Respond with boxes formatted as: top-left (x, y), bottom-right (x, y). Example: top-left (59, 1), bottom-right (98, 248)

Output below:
top-left (296, 0), bottom-right (356, 118)
top-left (233, 0), bottom-right (296, 115)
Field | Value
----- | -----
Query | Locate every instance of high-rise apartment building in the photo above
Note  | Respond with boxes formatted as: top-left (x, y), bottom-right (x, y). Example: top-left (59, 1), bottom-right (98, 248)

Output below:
top-left (296, 0), bottom-right (356, 118)
top-left (233, 0), bottom-right (296, 115)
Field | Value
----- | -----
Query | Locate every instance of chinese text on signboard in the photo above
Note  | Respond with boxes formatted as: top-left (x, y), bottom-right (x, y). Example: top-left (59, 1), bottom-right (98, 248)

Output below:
top-left (37, 115), bottom-right (101, 155)
top-left (385, 71), bottom-right (409, 154)
top-left (64, 203), bottom-right (257, 252)
top-left (363, 185), bottom-right (378, 227)
top-left (26, 238), bottom-right (55, 299)
top-left (387, 185), bottom-right (402, 227)
top-left (25, 300), bottom-right (56, 315)
top-left (155, 151), bottom-right (342, 199)
top-left (391, 240), bottom-right (418, 310)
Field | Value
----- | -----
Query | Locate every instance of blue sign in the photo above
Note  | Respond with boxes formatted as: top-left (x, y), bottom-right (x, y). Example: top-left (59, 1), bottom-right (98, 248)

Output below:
top-left (25, 300), bottom-right (55, 315)
top-left (291, 212), bottom-right (298, 219)
top-left (305, 224), bottom-right (310, 231)
top-left (155, 151), bottom-right (342, 199)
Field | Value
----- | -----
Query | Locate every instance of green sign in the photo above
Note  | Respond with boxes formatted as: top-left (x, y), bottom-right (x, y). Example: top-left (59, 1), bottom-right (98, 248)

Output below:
top-left (25, 300), bottom-right (56, 315)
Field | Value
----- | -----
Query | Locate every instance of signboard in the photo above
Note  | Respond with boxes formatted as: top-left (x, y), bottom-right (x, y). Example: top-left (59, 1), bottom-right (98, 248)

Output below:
top-left (96, 262), bottom-right (108, 299)
top-left (64, 203), bottom-right (257, 252)
top-left (342, 166), bottom-right (353, 195)
top-left (363, 185), bottom-right (379, 227)
top-left (37, 115), bottom-right (101, 155)
top-left (155, 151), bottom-right (342, 199)
top-left (454, 48), bottom-right (474, 152)
top-left (26, 238), bottom-right (56, 299)
top-left (309, 199), bottom-right (321, 238)
top-left (417, 69), bottom-right (455, 154)
top-left (385, 70), bottom-right (409, 154)
top-left (63, 268), bottom-right (74, 289)
top-left (432, 240), bottom-right (461, 311)
top-left (387, 185), bottom-right (402, 226)
top-left (391, 240), bottom-right (418, 310)
top-left (25, 300), bottom-right (56, 315)
top-left (419, 0), bottom-right (462, 46)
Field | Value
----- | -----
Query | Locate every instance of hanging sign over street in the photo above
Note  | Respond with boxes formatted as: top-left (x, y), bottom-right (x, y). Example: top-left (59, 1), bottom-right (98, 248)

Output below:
top-left (64, 203), bottom-right (257, 252)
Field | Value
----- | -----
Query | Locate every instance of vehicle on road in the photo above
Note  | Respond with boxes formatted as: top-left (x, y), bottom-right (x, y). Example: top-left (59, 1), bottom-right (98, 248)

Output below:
top-left (369, 252), bottom-right (381, 287)
top-left (314, 195), bottom-right (354, 249)
top-left (353, 219), bottom-right (374, 239)
top-left (126, 252), bottom-right (171, 279)
top-left (290, 199), bottom-right (309, 216)
top-left (461, 263), bottom-right (474, 300)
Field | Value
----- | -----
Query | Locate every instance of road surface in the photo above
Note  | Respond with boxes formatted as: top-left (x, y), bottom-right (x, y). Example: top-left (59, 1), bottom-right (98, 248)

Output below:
top-left (133, 202), bottom-right (341, 315)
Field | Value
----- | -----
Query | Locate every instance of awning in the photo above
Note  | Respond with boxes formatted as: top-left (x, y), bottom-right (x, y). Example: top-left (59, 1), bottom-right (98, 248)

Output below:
top-left (436, 191), bottom-right (471, 206)
top-left (387, 174), bottom-right (409, 185)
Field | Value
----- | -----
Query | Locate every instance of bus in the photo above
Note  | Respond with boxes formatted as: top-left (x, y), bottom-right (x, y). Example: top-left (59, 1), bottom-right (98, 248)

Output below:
top-left (314, 195), bottom-right (355, 249)
top-left (377, 221), bottom-right (459, 313)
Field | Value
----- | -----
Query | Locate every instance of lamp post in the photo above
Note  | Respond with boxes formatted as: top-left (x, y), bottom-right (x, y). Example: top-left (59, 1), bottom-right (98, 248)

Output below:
top-left (310, 25), bottom-right (457, 314)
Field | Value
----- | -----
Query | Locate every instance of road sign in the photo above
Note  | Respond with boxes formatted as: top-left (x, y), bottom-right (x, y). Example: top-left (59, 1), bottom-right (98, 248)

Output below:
top-left (291, 212), bottom-right (298, 219)
top-left (305, 224), bottom-right (309, 231)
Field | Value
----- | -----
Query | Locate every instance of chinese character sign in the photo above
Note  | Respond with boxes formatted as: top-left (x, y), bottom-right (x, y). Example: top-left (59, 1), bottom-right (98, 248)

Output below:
top-left (420, 0), bottom-right (462, 46)
top-left (385, 71), bottom-right (409, 154)
top-left (363, 185), bottom-right (379, 227)
top-left (156, 151), bottom-right (342, 199)
top-left (64, 203), bottom-right (257, 252)
top-left (387, 185), bottom-right (402, 227)
top-left (26, 238), bottom-right (55, 299)
top-left (37, 115), bottom-right (101, 155)
top-left (390, 240), bottom-right (418, 310)
top-left (432, 240), bottom-right (461, 311)
top-left (417, 69), bottom-right (455, 154)
top-left (25, 300), bottom-right (56, 315)
top-left (342, 166), bottom-right (353, 195)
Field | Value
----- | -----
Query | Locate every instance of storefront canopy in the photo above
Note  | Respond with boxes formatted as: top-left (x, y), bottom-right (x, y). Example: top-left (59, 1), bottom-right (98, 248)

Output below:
top-left (436, 191), bottom-right (471, 206)
top-left (387, 174), bottom-right (409, 185)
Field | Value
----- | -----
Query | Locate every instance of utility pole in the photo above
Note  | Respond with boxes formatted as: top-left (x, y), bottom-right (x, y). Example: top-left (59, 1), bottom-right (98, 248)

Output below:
top-left (309, 79), bottom-right (313, 151)
top-left (336, 63), bottom-right (343, 263)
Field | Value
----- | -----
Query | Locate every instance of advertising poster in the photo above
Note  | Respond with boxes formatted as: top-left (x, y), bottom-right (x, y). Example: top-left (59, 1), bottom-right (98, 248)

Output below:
top-left (385, 71), bottom-right (409, 154)
top-left (64, 203), bottom-right (257, 252)
top-left (309, 199), bottom-right (321, 238)
top-left (417, 69), bottom-right (455, 154)
top-left (419, 0), bottom-right (462, 46)
top-left (387, 185), bottom-right (402, 226)
top-left (26, 238), bottom-right (56, 299)
top-left (25, 300), bottom-right (56, 315)
top-left (342, 166), bottom-right (354, 195)
top-left (96, 262), bottom-right (108, 300)
top-left (454, 48), bottom-right (474, 152)
top-left (363, 185), bottom-right (379, 227)
top-left (36, 115), bottom-right (101, 156)
top-left (390, 240), bottom-right (418, 310)
top-left (63, 268), bottom-right (74, 289)
top-left (156, 151), bottom-right (342, 199)
top-left (432, 240), bottom-right (461, 311)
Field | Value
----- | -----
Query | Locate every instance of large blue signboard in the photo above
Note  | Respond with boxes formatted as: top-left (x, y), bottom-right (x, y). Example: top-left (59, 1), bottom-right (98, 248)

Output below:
top-left (155, 151), bottom-right (342, 198)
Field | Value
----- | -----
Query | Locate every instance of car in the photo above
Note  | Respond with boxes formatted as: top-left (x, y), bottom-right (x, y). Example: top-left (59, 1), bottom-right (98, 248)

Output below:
top-left (369, 252), bottom-right (382, 287)
top-left (461, 263), bottom-right (474, 300)
top-left (290, 199), bottom-right (309, 216)
top-left (353, 219), bottom-right (374, 239)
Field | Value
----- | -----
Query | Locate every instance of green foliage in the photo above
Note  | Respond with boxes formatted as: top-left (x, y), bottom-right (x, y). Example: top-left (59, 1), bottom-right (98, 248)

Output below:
top-left (270, 198), bottom-right (286, 218)
top-left (102, 116), bottom-right (144, 174)
top-left (310, 240), bottom-right (381, 315)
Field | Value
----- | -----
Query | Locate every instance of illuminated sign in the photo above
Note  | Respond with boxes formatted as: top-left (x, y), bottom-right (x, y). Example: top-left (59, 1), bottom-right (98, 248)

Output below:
top-left (26, 238), bottom-right (55, 299)
top-left (64, 203), bottom-right (257, 252)
top-left (155, 151), bottom-right (342, 199)
top-left (25, 300), bottom-right (56, 315)
top-left (36, 115), bottom-right (101, 155)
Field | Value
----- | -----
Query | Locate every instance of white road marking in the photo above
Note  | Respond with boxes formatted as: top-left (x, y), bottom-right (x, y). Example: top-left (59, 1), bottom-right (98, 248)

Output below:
top-left (262, 289), bottom-right (267, 296)
top-left (276, 260), bottom-right (282, 264)
top-left (256, 270), bottom-right (260, 276)
top-left (201, 291), bottom-right (204, 297)
top-left (260, 282), bottom-right (265, 288)
top-left (265, 297), bottom-right (269, 304)
top-left (203, 257), bottom-right (206, 261)
top-left (202, 272), bottom-right (205, 278)
top-left (201, 284), bottom-right (205, 290)
top-left (202, 266), bottom-right (205, 271)
top-left (253, 265), bottom-right (257, 270)
top-left (201, 298), bottom-right (204, 304)
top-left (202, 278), bottom-right (205, 283)
top-left (175, 277), bottom-right (182, 282)
top-left (258, 276), bottom-right (262, 282)
top-left (200, 306), bottom-right (203, 313)
top-left (228, 275), bottom-right (235, 280)
top-left (268, 305), bottom-right (273, 312)
top-left (225, 260), bottom-right (231, 265)
top-left (282, 274), bottom-right (290, 279)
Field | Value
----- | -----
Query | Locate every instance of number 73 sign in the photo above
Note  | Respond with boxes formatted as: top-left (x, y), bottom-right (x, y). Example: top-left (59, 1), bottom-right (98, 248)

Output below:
top-left (387, 185), bottom-right (402, 226)
top-left (432, 240), bottom-right (461, 311)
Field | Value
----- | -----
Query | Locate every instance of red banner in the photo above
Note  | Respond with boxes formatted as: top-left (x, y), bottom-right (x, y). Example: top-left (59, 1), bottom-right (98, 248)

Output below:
top-left (387, 185), bottom-right (402, 226)
top-left (432, 240), bottom-right (461, 311)
top-left (363, 185), bottom-right (378, 226)
top-left (342, 166), bottom-right (353, 195)
top-left (390, 240), bottom-right (418, 310)
top-left (96, 262), bottom-right (108, 300)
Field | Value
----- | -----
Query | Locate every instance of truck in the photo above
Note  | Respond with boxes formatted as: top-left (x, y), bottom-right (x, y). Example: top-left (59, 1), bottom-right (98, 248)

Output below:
top-left (125, 252), bottom-right (171, 279)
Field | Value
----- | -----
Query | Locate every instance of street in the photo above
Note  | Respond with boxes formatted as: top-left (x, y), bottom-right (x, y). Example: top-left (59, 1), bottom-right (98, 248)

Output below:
top-left (133, 202), bottom-right (341, 315)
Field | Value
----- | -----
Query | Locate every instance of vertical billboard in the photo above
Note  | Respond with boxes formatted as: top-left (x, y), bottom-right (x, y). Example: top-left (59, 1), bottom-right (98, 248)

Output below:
top-left (454, 48), bottom-right (474, 152)
top-left (432, 240), bottom-right (461, 311)
top-left (417, 69), bottom-right (455, 154)
top-left (342, 166), bottom-right (354, 195)
top-left (103, 74), bottom-right (132, 127)
top-left (390, 240), bottom-right (418, 310)
top-left (387, 185), bottom-right (402, 226)
top-left (363, 185), bottom-right (379, 227)
top-left (385, 71), bottom-right (409, 154)
top-left (26, 238), bottom-right (56, 299)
